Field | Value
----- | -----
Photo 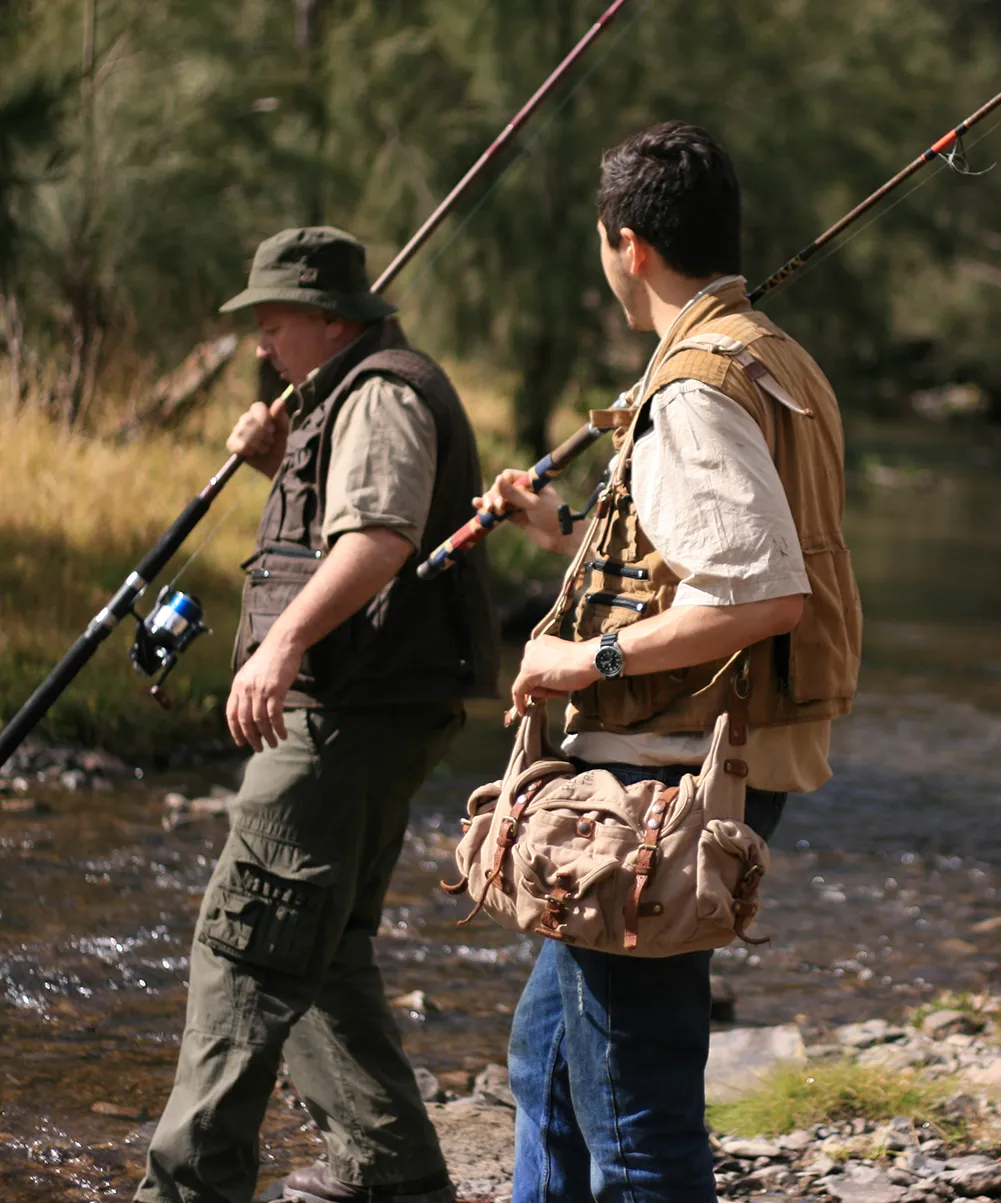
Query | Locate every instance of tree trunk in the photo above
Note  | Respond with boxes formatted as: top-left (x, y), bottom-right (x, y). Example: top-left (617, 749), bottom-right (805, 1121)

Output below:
top-left (296, 0), bottom-right (328, 225)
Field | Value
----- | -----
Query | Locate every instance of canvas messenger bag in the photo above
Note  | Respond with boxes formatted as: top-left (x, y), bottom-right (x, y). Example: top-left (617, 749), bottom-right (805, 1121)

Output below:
top-left (445, 664), bottom-right (770, 957)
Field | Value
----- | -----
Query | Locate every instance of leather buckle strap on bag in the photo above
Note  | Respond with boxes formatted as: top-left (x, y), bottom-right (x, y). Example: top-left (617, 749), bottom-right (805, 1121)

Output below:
top-left (444, 657), bottom-right (770, 958)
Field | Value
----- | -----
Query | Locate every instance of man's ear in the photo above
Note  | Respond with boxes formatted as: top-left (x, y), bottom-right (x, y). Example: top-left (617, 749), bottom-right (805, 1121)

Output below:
top-left (619, 227), bottom-right (648, 277)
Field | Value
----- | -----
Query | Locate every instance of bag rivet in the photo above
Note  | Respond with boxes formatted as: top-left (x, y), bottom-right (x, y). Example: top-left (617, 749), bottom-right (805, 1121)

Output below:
top-left (576, 818), bottom-right (594, 836)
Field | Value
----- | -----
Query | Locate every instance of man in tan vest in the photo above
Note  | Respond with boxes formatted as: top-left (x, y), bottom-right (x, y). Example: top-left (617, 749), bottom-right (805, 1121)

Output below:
top-left (476, 122), bottom-right (861, 1202)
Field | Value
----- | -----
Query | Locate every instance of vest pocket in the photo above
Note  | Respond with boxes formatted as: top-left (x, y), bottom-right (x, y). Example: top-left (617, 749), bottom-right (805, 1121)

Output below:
top-left (575, 590), bottom-right (654, 639)
top-left (789, 546), bottom-right (862, 704)
top-left (572, 669), bottom-right (691, 729)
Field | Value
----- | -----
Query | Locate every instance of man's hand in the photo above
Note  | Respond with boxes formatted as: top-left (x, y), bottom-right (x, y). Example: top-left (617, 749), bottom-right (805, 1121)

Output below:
top-left (473, 470), bottom-right (582, 556)
top-left (511, 634), bottom-right (600, 716)
top-left (226, 394), bottom-right (291, 479)
top-left (226, 631), bottom-right (302, 752)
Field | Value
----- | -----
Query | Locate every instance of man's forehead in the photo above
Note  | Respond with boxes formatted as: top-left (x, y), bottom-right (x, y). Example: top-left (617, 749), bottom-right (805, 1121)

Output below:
top-left (253, 301), bottom-right (325, 325)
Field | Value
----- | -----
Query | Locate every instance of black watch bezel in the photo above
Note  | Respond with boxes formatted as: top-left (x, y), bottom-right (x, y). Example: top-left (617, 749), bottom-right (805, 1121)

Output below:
top-left (593, 632), bottom-right (624, 680)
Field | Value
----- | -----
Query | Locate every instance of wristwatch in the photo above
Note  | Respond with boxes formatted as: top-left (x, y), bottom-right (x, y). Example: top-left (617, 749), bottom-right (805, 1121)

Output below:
top-left (593, 631), bottom-right (625, 680)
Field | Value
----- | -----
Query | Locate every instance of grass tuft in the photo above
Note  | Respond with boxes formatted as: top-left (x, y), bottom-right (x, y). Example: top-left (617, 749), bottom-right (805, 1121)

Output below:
top-left (708, 1060), bottom-right (952, 1138)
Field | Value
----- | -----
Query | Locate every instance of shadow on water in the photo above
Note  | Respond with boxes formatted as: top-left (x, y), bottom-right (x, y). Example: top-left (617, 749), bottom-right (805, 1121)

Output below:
top-left (2, 421), bottom-right (1001, 1199)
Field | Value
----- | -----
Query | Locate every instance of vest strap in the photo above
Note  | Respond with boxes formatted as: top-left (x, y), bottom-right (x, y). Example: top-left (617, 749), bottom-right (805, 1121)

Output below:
top-left (666, 334), bottom-right (815, 418)
top-left (623, 785), bottom-right (679, 950)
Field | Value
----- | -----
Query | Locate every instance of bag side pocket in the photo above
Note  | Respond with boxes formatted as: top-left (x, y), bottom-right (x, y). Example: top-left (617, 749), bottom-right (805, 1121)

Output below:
top-left (694, 819), bottom-right (769, 935)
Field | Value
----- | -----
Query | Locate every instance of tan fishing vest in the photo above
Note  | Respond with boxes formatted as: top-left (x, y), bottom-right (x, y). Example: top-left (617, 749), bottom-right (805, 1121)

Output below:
top-left (537, 280), bottom-right (862, 736)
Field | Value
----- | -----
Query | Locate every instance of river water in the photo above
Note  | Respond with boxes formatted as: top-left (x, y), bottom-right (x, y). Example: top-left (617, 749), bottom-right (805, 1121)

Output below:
top-left (2, 421), bottom-right (1001, 1200)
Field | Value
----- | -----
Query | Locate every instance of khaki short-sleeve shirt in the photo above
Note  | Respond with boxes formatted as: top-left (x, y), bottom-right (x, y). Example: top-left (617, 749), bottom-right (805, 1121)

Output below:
top-left (315, 375), bottom-right (438, 551)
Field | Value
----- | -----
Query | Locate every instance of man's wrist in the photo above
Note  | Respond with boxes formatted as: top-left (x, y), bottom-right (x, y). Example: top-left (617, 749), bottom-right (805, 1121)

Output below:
top-left (262, 619), bottom-right (309, 658)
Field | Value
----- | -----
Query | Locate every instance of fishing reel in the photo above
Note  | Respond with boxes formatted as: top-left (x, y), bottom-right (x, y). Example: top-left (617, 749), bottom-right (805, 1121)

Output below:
top-left (130, 588), bottom-right (211, 710)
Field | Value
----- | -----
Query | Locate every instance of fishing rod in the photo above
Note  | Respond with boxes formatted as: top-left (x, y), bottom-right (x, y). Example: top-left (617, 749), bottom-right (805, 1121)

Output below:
top-left (0, 0), bottom-right (637, 770)
top-left (416, 87), bottom-right (1001, 582)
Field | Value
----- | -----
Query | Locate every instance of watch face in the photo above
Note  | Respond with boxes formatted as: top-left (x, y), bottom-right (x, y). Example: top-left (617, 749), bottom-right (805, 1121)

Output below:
top-left (594, 644), bottom-right (624, 679)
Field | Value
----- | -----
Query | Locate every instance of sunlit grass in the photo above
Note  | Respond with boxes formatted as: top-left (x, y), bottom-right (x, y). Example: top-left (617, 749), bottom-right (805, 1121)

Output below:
top-left (708, 1060), bottom-right (954, 1139)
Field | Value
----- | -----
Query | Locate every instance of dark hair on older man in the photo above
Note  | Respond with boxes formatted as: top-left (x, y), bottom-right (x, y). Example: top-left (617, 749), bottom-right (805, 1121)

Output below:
top-left (597, 121), bottom-right (741, 278)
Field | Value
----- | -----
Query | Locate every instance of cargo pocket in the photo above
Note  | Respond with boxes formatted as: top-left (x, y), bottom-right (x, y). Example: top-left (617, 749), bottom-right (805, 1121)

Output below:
top-left (200, 860), bottom-right (326, 977)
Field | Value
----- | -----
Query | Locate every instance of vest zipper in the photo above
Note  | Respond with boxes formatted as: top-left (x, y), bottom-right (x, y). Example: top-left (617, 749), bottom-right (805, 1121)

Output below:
top-left (584, 559), bottom-right (650, 581)
top-left (584, 591), bottom-right (648, 614)
top-left (262, 543), bottom-right (323, 560)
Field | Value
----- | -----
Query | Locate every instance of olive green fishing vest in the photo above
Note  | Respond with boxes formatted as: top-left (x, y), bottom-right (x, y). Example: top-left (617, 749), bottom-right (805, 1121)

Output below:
top-left (234, 319), bottom-right (500, 707)
top-left (537, 279), bottom-right (862, 735)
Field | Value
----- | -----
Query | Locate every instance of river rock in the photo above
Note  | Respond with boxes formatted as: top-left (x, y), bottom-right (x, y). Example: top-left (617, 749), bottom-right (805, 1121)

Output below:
top-left (455, 1179), bottom-right (502, 1201)
top-left (413, 1067), bottom-right (442, 1103)
top-left (822, 1163), bottom-right (906, 1203)
top-left (836, 1018), bottom-right (908, 1049)
top-left (971, 917), bottom-right (1001, 935)
top-left (390, 990), bottom-right (440, 1018)
top-left (706, 1024), bottom-right (806, 1103)
top-left (778, 1128), bottom-right (814, 1153)
top-left (1, 797), bottom-right (50, 815)
top-left (426, 1100), bottom-right (514, 1196)
top-left (898, 1150), bottom-right (948, 1178)
top-left (78, 748), bottom-right (129, 775)
top-left (942, 1160), bottom-right (1001, 1197)
top-left (720, 1136), bottom-right (784, 1160)
top-left (438, 1070), bottom-right (474, 1095)
top-left (710, 974), bottom-right (737, 1022)
top-left (473, 1064), bottom-right (515, 1110)
top-left (857, 1042), bottom-right (928, 1072)
top-left (923, 1010), bottom-right (982, 1039)
top-left (874, 1124), bottom-right (916, 1152)
top-left (91, 1100), bottom-right (149, 1121)
top-left (803, 1153), bottom-right (843, 1179)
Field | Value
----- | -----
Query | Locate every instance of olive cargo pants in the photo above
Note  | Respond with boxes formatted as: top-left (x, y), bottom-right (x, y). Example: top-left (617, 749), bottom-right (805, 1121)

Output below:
top-left (136, 702), bottom-right (463, 1203)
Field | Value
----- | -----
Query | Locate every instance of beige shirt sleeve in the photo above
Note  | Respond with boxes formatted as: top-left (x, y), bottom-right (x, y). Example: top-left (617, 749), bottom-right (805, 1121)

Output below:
top-left (631, 379), bottom-right (809, 606)
top-left (321, 375), bottom-right (437, 551)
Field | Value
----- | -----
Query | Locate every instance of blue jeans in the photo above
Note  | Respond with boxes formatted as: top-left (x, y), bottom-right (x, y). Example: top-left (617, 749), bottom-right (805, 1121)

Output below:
top-left (508, 762), bottom-right (785, 1203)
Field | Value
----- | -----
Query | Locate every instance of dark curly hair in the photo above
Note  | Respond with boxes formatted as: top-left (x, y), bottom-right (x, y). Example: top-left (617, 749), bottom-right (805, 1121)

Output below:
top-left (597, 121), bottom-right (741, 278)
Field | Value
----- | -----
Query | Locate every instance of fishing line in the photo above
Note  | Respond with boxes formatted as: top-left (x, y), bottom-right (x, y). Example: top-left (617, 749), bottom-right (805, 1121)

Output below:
top-left (399, 0), bottom-right (652, 302)
top-left (756, 112), bottom-right (1001, 304)
top-left (166, 489), bottom-right (251, 591)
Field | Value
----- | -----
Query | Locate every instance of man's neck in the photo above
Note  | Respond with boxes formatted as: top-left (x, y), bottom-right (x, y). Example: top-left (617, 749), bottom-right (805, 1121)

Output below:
top-left (648, 272), bottom-right (726, 339)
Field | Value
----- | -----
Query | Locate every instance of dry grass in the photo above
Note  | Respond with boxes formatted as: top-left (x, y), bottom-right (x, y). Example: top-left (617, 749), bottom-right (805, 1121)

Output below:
top-left (0, 345), bottom-right (596, 754)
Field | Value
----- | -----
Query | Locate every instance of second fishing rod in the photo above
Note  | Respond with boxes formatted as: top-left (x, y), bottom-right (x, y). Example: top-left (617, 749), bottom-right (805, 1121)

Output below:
top-left (416, 86), bottom-right (1001, 582)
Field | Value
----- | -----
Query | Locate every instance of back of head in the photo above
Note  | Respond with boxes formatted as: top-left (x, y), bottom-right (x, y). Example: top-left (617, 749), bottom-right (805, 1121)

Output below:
top-left (597, 121), bottom-right (741, 278)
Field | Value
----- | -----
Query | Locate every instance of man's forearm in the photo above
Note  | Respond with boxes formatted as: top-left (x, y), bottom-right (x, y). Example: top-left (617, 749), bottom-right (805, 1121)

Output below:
top-left (265, 527), bottom-right (412, 654)
top-left (614, 594), bottom-right (804, 675)
top-left (510, 594), bottom-right (805, 712)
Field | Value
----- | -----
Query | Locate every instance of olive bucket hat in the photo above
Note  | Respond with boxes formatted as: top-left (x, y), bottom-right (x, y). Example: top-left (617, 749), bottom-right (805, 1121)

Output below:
top-left (219, 226), bottom-right (396, 320)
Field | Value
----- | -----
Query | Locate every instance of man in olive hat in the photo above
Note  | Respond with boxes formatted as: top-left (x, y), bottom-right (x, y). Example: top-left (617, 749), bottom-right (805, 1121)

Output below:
top-left (135, 227), bottom-right (499, 1203)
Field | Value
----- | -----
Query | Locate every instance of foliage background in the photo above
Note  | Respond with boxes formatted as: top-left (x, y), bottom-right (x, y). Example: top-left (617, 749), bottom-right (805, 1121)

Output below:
top-left (3, 0), bottom-right (1001, 442)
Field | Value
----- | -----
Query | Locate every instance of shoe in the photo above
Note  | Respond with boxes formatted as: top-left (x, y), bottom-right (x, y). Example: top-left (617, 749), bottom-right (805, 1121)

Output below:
top-left (281, 1161), bottom-right (455, 1203)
